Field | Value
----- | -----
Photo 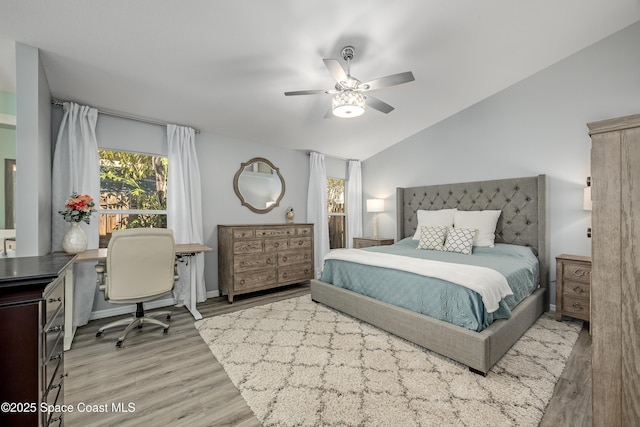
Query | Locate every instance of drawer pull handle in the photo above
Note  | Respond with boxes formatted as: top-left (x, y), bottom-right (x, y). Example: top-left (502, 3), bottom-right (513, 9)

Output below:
top-left (298, 241), bottom-right (303, 246)
top-left (573, 268), bottom-right (588, 277)
top-left (573, 286), bottom-right (583, 294)
top-left (240, 280), bottom-right (245, 285)
top-left (571, 303), bottom-right (584, 311)
top-left (49, 297), bottom-right (62, 303)
top-left (282, 256), bottom-right (287, 262)
top-left (239, 262), bottom-right (245, 267)
top-left (283, 273), bottom-right (287, 278)
top-left (266, 258), bottom-right (272, 264)
top-left (274, 242), bottom-right (279, 247)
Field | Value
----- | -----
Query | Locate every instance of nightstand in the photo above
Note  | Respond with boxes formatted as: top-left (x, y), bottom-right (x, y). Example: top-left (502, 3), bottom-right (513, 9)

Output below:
top-left (353, 237), bottom-right (394, 249)
top-left (555, 254), bottom-right (591, 322)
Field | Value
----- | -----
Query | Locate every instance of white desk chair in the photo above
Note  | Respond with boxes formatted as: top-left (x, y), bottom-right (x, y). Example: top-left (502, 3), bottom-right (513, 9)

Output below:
top-left (95, 228), bottom-right (177, 347)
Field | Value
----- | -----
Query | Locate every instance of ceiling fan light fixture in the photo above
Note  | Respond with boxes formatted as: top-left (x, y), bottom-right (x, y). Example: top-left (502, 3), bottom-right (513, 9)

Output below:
top-left (332, 90), bottom-right (365, 118)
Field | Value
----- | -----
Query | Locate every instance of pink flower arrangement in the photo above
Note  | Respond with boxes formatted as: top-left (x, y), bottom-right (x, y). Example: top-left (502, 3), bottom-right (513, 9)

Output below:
top-left (58, 193), bottom-right (96, 224)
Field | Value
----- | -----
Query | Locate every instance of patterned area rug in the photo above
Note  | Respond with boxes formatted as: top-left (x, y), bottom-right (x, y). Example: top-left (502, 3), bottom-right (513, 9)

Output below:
top-left (195, 295), bottom-right (581, 427)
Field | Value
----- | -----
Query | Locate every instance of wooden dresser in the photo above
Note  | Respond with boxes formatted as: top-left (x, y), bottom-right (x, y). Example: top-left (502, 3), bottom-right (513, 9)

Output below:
top-left (589, 113), bottom-right (640, 426)
top-left (0, 255), bottom-right (74, 427)
top-left (555, 254), bottom-right (591, 322)
top-left (218, 224), bottom-right (314, 302)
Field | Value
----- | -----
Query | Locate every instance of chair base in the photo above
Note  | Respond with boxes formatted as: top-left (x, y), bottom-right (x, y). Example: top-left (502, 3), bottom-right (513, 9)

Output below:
top-left (96, 302), bottom-right (171, 347)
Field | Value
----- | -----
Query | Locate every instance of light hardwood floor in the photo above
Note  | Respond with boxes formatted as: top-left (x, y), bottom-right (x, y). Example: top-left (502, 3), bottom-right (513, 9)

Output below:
top-left (64, 285), bottom-right (592, 426)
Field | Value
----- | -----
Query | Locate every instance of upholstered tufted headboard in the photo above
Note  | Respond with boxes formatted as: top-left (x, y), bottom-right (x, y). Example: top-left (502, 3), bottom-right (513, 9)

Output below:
top-left (396, 175), bottom-right (549, 307)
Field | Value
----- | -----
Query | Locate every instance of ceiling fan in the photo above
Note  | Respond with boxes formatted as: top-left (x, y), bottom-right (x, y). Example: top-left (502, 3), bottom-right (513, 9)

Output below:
top-left (284, 46), bottom-right (415, 118)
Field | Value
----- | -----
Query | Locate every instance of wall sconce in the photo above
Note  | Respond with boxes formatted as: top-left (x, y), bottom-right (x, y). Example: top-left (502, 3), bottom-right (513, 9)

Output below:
top-left (584, 177), bottom-right (592, 238)
top-left (366, 198), bottom-right (384, 239)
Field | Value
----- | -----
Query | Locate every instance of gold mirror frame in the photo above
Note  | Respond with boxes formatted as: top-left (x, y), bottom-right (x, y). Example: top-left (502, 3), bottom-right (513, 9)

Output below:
top-left (233, 157), bottom-right (286, 214)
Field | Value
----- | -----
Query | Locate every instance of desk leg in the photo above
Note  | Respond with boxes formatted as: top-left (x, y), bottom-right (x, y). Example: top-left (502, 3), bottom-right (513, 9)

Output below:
top-left (187, 262), bottom-right (202, 320)
top-left (63, 267), bottom-right (76, 351)
top-left (176, 254), bottom-right (203, 321)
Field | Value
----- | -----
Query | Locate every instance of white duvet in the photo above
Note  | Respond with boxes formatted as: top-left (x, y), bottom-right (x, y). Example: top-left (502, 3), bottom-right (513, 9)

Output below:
top-left (323, 249), bottom-right (513, 313)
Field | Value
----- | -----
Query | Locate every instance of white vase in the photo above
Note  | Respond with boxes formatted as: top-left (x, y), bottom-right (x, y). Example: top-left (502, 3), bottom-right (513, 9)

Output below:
top-left (62, 222), bottom-right (88, 253)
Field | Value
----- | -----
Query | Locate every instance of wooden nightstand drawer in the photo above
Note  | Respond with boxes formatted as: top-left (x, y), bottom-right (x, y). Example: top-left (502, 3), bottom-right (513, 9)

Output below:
top-left (561, 295), bottom-right (589, 321)
top-left (555, 254), bottom-right (591, 322)
top-left (353, 237), bottom-right (394, 249)
top-left (562, 262), bottom-right (591, 283)
top-left (562, 280), bottom-right (590, 299)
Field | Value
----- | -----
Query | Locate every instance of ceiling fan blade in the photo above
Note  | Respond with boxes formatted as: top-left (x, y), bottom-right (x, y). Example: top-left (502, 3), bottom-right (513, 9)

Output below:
top-left (323, 59), bottom-right (348, 83)
top-left (284, 89), bottom-right (328, 96)
top-left (362, 71), bottom-right (415, 91)
top-left (366, 95), bottom-right (395, 114)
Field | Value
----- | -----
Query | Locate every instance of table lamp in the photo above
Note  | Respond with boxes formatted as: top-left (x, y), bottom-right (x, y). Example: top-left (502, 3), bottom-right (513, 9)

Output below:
top-left (366, 198), bottom-right (384, 239)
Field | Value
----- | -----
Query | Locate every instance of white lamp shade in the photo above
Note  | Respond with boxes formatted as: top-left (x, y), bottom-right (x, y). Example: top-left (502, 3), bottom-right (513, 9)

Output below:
top-left (583, 187), bottom-right (592, 211)
top-left (332, 90), bottom-right (365, 118)
top-left (367, 198), bottom-right (384, 213)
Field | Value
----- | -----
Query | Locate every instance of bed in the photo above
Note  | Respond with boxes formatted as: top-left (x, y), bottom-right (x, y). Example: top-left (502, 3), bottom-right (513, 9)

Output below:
top-left (310, 175), bottom-right (549, 374)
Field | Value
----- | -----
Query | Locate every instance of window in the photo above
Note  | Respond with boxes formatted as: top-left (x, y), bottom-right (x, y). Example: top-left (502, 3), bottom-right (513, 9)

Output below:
top-left (327, 177), bottom-right (346, 249)
top-left (98, 149), bottom-right (168, 248)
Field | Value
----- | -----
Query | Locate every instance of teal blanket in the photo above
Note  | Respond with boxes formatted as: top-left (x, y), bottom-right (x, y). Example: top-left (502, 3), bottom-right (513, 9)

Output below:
top-left (320, 238), bottom-right (539, 332)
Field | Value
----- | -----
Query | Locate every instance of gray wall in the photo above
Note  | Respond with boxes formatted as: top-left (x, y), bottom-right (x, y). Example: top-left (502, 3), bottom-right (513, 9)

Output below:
top-left (15, 42), bottom-right (52, 256)
top-left (362, 21), bottom-right (640, 304)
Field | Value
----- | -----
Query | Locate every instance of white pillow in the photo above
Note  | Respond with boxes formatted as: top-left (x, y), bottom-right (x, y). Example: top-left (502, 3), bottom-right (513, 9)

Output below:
top-left (453, 210), bottom-right (501, 247)
top-left (443, 228), bottom-right (475, 255)
top-left (412, 209), bottom-right (457, 240)
top-left (417, 226), bottom-right (447, 251)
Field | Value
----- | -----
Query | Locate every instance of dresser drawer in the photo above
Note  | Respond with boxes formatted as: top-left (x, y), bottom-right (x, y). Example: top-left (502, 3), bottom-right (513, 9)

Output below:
top-left (256, 227), bottom-right (295, 237)
top-left (43, 278), bottom-right (64, 326)
top-left (562, 280), bottom-right (590, 299)
top-left (296, 226), bottom-right (312, 236)
top-left (264, 238), bottom-right (289, 252)
top-left (233, 228), bottom-right (254, 239)
top-left (278, 250), bottom-right (312, 266)
top-left (233, 239), bottom-right (263, 254)
top-left (279, 264), bottom-right (313, 283)
top-left (43, 308), bottom-right (64, 363)
top-left (289, 236), bottom-right (312, 249)
top-left (234, 269), bottom-right (277, 290)
top-left (235, 253), bottom-right (275, 272)
top-left (562, 295), bottom-right (589, 321)
top-left (43, 346), bottom-right (63, 398)
top-left (562, 262), bottom-right (591, 283)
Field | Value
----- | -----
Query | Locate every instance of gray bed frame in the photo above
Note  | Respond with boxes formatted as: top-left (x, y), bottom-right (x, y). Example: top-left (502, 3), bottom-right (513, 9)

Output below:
top-left (311, 175), bottom-right (549, 374)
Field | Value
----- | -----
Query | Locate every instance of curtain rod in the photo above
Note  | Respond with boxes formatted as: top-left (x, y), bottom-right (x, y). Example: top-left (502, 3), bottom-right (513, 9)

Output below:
top-left (51, 99), bottom-right (200, 133)
top-left (306, 151), bottom-right (359, 162)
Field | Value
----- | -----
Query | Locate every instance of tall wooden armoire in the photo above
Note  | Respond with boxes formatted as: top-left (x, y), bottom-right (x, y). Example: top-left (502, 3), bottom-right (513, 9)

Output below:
top-left (588, 113), bottom-right (640, 427)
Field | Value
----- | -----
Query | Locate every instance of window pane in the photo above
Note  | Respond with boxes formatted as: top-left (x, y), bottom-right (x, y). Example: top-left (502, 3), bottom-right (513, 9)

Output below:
top-left (328, 215), bottom-right (345, 249)
top-left (327, 178), bottom-right (345, 214)
top-left (327, 177), bottom-right (346, 249)
top-left (99, 150), bottom-right (168, 210)
top-left (98, 149), bottom-right (168, 248)
top-left (99, 213), bottom-right (167, 248)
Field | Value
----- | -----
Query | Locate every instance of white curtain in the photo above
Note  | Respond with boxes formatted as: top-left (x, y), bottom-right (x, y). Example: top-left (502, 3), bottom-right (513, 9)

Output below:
top-left (346, 160), bottom-right (363, 248)
top-left (51, 102), bottom-right (100, 327)
top-left (307, 152), bottom-right (329, 277)
top-left (167, 124), bottom-right (206, 308)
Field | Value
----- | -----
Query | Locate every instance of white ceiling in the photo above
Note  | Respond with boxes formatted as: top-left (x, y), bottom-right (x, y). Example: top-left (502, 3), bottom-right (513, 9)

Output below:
top-left (1, 1), bottom-right (639, 159)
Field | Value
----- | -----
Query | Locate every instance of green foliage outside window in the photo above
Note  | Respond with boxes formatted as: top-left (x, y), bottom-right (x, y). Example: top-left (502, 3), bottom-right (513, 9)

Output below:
top-left (99, 150), bottom-right (168, 235)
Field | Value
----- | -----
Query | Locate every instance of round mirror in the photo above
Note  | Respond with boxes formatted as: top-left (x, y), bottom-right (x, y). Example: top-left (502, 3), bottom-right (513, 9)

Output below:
top-left (233, 157), bottom-right (285, 213)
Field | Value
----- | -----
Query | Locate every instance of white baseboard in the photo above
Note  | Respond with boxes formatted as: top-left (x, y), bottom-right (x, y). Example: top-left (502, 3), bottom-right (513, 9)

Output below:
top-left (88, 290), bottom-right (221, 321)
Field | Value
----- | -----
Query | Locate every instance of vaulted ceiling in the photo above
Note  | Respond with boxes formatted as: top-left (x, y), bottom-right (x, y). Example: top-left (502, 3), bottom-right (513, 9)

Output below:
top-left (1, 1), bottom-right (639, 159)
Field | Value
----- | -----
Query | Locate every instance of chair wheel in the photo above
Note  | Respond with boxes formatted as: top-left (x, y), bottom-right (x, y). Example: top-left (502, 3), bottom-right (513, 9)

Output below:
top-left (166, 314), bottom-right (171, 320)
top-left (138, 324), bottom-right (143, 329)
top-left (96, 331), bottom-right (104, 337)
top-left (163, 328), bottom-right (169, 334)
top-left (116, 340), bottom-right (124, 348)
